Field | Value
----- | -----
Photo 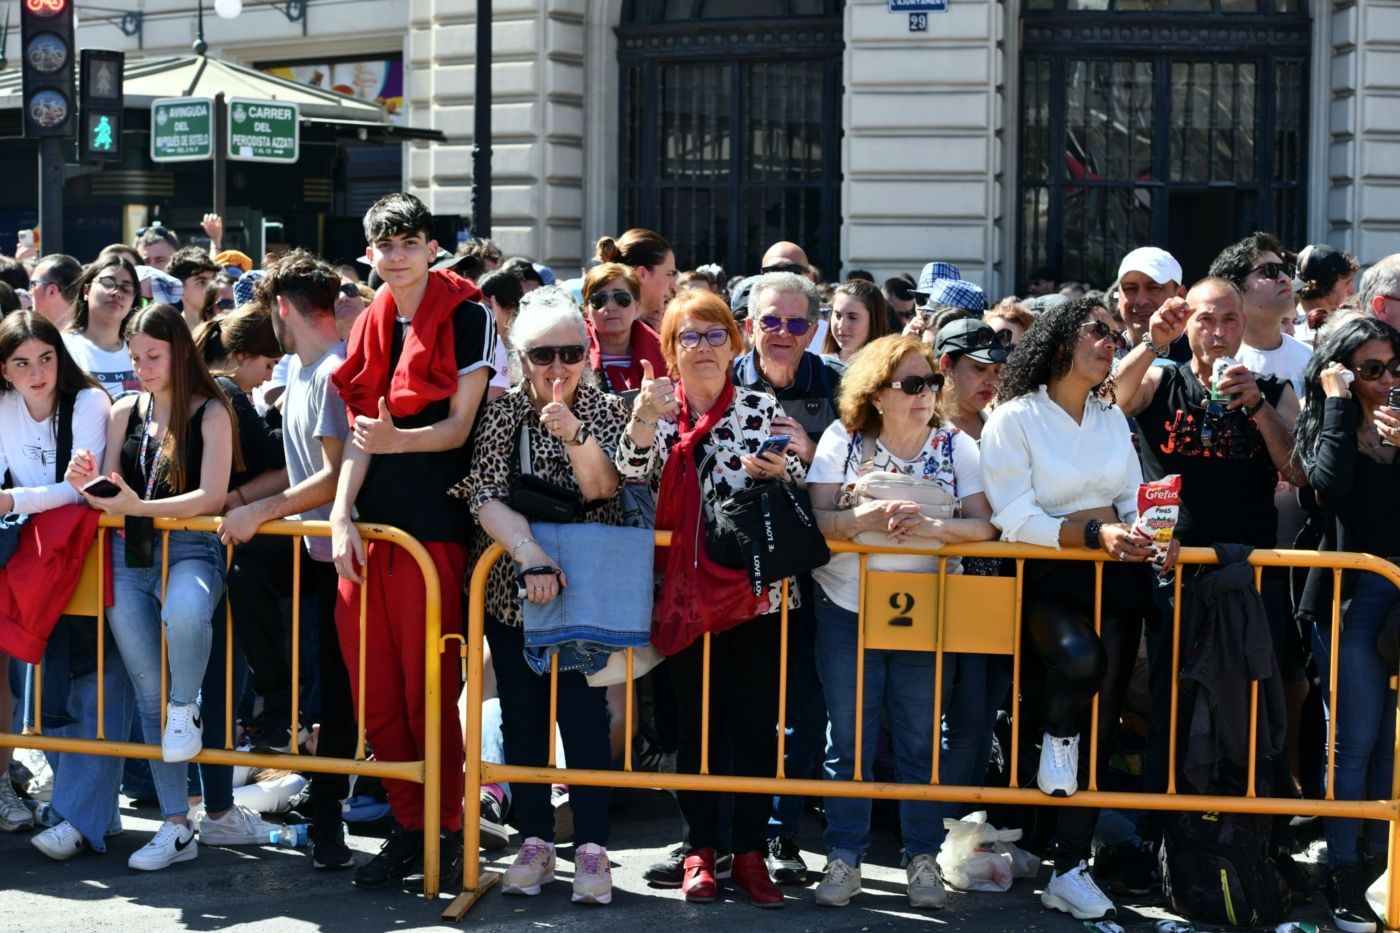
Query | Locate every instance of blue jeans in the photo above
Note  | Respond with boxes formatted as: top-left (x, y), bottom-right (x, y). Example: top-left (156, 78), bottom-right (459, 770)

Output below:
top-left (770, 580), bottom-right (828, 840)
top-left (107, 530), bottom-right (225, 820)
top-left (1314, 572), bottom-right (1399, 866)
top-left (814, 584), bottom-right (1005, 865)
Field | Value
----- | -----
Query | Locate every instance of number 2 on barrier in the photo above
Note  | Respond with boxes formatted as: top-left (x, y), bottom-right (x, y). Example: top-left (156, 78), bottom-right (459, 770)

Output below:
top-left (864, 572), bottom-right (937, 651)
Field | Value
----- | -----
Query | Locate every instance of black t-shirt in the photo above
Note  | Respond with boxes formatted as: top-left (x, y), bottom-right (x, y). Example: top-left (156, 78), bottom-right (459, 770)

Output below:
top-left (353, 299), bottom-right (495, 544)
top-left (217, 376), bottom-right (285, 492)
top-left (120, 395), bottom-right (209, 500)
top-left (1135, 363), bottom-right (1285, 548)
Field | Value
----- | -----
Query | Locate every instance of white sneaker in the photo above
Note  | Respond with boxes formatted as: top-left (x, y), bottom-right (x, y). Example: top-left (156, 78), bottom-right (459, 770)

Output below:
top-left (16, 748), bottom-right (53, 802)
top-left (1037, 732), bottom-right (1079, 797)
top-left (128, 820), bottom-right (198, 871)
top-left (0, 770), bottom-right (34, 832)
top-left (198, 804), bottom-right (280, 846)
top-left (161, 702), bottom-right (204, 763)
top-left (814, 858), bottom-right (862, 907)
top-left (571, 843), bottom-right (613, 905)
top-left (31, 821), bottom-right (88, 861)
top-left (906, 853), bottom-right (948, 909)
top-left (1041, 861), bottom-right (1115, 920)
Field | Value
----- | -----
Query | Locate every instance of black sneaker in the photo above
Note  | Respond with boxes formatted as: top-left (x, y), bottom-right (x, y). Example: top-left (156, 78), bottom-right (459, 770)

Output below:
top-left (765, 835), bottom-right (809, 885)
top-left (310, 818), bottom-right (355, 871)
top-left (1091, 840), bottom-right (1157, 897)
top-left (1326, 862), bottom-right (1380, 933)
top-left (403, 830), bottom-right (464, 894)
top-left (352, 825), bottom-right (423, 890)
top-left (1273, 850), bottom-right (1313, 904)
top-left (478, 792), bottom-right (510, 852)
top-left (247, 713), bottom-right (309, 754)
top-left (642, 845), bottom-right (733, 887)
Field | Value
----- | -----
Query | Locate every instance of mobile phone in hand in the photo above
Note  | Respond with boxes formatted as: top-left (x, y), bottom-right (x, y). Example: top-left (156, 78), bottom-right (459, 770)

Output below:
top-left (756, 434), bottom-right (792, 459)
top-left (82, 477), bottom-right (121, 498)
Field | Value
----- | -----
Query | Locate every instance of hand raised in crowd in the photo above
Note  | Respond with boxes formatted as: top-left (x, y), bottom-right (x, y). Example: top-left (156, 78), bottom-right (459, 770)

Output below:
top-left (1148, 296), bottom-right (1191, 348)
top-left (540, 379), bottom-right (581, 444)
top-left (517, 541), bottom-right (568, 605)
top-left (634, 359), bottom-right (678, 423)
top-left (1215, 363), bottom-right (1264, 413)
top-left (352, 397), bottom-right (403, 453)
top-left (1321, 360), bottom-right (1352, 399)
top-left (65, 448), bottom-right (100, 492)
top-left (769, 416), bottom-right (815, 464)
top-left (201, 213), bottom-right (224, 245)
top-left (217, 502), bottom-right (261, 546)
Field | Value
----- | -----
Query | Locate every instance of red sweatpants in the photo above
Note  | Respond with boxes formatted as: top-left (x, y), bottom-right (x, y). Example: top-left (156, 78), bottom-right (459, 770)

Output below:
top-left (335, 539), bottom-right (466, 833)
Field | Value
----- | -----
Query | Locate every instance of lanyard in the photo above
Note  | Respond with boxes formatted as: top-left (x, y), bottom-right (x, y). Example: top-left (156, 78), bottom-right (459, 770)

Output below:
top-left (137, 394), bottom-right (162, 501)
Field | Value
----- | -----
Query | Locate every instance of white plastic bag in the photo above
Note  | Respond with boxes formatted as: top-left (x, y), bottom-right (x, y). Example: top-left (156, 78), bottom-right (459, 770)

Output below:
top-left (936, 811), bottom-right (1041, 893)
top-left (1366, 867), bottom-right (1388, 929)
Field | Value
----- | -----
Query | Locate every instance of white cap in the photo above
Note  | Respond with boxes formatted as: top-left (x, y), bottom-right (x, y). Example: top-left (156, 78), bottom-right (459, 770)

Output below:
top-left (1117, 247), bottom-right (1183, 286)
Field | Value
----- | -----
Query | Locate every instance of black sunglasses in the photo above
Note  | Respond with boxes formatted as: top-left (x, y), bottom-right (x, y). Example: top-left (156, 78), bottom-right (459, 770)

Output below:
top-left (761, 262), bottom-right (807, 275)
top-left (1353, 358), bottom-right (1400, 381)
top-left (1249, 261), bottom-right (1296, 282)
top-left (587, 289), bottom-right (634, 310)
top-left (216, 297), bottom-right (235, 311)
top-left (524, 345), bottom-right (586, 366)
top-left (340, 283), bottom-right (360, 298)
top-left (758, 314), bottom-right (813, 337)
top-left (136, 225), bottom-right (171, 238)
top-left (1080, 319), bottom-right (1129, 352)
top-left (886, 374), bottom-right (944, 395)
top-left (677, 327), bottom-right (730, 350)
top-left (949, 328), bottom-right (1001, 351)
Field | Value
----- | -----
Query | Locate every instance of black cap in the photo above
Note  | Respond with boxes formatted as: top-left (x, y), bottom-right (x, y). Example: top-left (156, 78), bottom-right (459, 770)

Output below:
top-left (933, 318), bottom-right (1009, 364)
top-left (729, 275), bottom-right (758, 320)
top-left (1297, 244), bottom-right (1353, 283)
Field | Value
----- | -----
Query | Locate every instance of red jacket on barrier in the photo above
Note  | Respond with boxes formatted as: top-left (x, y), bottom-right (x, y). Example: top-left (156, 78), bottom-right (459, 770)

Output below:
top-left (0, 504), bottom-right (105, 664)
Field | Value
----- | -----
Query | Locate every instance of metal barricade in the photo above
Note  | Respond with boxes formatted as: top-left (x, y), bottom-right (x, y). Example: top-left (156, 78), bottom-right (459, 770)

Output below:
top-left (446, 535), bottom-right (1400, 925)
top-left (0, 514), bottom-right (449, 899)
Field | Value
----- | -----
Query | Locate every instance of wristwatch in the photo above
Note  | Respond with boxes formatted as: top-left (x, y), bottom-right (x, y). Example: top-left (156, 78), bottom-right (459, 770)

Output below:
top-left (1084, 518), bottom-right (1104, 551)
top-left (567, 423), bottom-right (591, 447)
top-left (1142, 335), bottom-right (1171, 359)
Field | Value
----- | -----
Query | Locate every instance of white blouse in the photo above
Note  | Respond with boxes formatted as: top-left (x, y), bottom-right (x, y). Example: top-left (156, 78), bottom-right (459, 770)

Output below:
top-left (979, 386), bottom-right (1141, 549)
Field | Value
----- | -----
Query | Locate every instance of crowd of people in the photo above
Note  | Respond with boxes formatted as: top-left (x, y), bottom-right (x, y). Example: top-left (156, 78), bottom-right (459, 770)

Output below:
top-left (0, 196), bottom-right (1398, 931)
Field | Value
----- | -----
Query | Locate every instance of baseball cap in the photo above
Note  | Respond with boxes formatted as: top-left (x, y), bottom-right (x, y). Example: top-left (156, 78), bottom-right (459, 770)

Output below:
top-left (137, 266), bottom-right (183, 306)
top-left (1116, 247), bottom-right (1183, 286)
top-left (934, 318), bottom-right (1009, 364)
top-left (922, 278), bottom-right (987, 315)
top-left (729, 275), bottom-right (758, 320)
top-left (214, 249), bottom-right (253, 275)
top-left (1297, 244), bottom-right (1352, 283)
top-left (1026, 293), bottom-right (1069, 314)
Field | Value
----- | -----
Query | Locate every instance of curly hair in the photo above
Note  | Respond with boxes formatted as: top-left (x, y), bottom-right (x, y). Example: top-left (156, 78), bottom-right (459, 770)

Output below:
top-left (1293, 315), bottom-right (1400, 473)
top-left (837, 334), bottom-right (941, 437)
top-left (995, 296), bottom-right (1116, 405)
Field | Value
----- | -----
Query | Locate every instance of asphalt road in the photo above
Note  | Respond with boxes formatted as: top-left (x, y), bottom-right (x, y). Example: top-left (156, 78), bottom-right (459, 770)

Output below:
top-left (0, 785), bottom-right (1339, 932)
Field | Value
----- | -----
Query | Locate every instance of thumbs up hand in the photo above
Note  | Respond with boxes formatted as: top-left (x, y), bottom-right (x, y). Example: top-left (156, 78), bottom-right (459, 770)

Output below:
top-left (634, 358), bottom-right (678, 424)
top-left (352, 396), bottom-right (404, 453)
top-left (540, 378), bottom-right (582, 445)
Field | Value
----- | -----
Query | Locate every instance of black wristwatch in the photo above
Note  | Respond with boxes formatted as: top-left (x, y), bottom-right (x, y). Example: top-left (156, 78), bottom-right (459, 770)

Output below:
top-left (1084, 518), bottom-right (1104, 551)
top-left (567, 423), bottom-right (591, 447)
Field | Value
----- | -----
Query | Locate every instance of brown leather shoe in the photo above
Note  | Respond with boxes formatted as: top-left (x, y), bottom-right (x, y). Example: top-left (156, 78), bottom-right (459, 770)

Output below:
top-left (731, 850), bottom-right (785, 908)
top-left (682, 847), bottom-right (717, 902)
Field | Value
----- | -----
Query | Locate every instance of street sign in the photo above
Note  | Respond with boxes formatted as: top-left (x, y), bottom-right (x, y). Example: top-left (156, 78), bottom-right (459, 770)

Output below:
top-left (226, 98), bottom-right (299, 164)
top-left (150, 97), bottom-right (214, 162)
top-left (889, 0), bottom-right (948, 11)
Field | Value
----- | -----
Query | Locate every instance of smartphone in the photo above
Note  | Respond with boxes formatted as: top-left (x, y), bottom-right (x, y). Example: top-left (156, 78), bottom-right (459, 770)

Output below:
top-left (82, 477), bottom-right (121, 498)
top-left (757, 435), bottom-right (792, 459)
top-left (1384, 387), bottom-right (1400, 448)
top-left (17, 229), bottom-right (34, 251)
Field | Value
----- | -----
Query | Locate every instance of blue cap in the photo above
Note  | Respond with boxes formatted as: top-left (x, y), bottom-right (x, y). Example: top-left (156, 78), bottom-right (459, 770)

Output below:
top-left (533, 263), bottom-right (556, 287)
top-left (915, 261), bottom-right (962, 293)
top-left (232, 269), bottom-right (265, 308)
top-left (923, 278), bottom-right (986, 315)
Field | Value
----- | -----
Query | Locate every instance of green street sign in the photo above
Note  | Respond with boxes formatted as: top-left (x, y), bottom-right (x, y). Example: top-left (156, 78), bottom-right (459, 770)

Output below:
top-left (150, 97), bottom-right (214, 162)
top-left (227, 97), bottom-right (299, 164)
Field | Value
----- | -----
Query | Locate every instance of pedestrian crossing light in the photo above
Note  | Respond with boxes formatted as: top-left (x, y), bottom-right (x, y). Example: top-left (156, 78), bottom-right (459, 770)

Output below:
top-left (19, 0), bottom-right (76, 137)
top-left (79, 49), bottom-right (124, 162)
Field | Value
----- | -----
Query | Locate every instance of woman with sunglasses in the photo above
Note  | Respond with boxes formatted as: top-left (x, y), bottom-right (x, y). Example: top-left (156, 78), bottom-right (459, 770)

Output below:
top-left (933, 319), bottom-right (1010, 442)
top-left (451, 285), bottom-right (631, 905)
top-left (64, 255), bottom-right (140, 400)
top-left (1294, 315), bottom-right (1400, 931)
top-left (616, 289), bottom-right (805, 909)
top-left (582, 261), bottom-right (668, 395)
top-left (820, 280), bottom-right (890, 367)
top-left (804, 334), bottom-right (996, 910)
top-left (595, 230), bottom-right (677, 332)
top-left (980, 296), bottom-right (1161, 922)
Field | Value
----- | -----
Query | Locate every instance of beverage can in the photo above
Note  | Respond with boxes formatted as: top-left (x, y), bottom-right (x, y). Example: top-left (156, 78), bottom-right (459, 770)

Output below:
top-left (1211, 357), bottom-right (1238, 400)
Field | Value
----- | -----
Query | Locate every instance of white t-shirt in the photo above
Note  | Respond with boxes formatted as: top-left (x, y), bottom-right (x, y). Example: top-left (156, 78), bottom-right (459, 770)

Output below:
top-left (63, 332), bottom-right (138, 400)
top-left (0, 387), bottom-right (110, 513)
top-left (1238, 333), bottom-right (1312, 398)
top-left (489, 339), bottom-right (511, 393)
top-left (807, 420), bottom-right (984, 613)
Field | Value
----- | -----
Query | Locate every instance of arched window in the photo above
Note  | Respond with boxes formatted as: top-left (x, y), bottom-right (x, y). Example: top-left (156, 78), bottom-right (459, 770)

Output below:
top-left (618, 1), bottom-right (844, 277)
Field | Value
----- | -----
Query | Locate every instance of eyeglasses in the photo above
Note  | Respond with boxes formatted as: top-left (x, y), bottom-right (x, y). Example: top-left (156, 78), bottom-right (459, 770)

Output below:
top-left (886, 374), bottom-right (944, 395)
top-left (1080, 318), bottom-right (1128, 352)
top-left (758, 314), bottom-right (814, 337)
top-left (30, 279), bottom-right (56, 291)
top-left (1353, 358), bottom-right (1400, 381)
top-left (587, 289), bottom-right (634, 310)
top-left (677, 327), bottom-right (730, 350)
top-left (1248, 261), bottom-right (1296, 282)
top-left (95, 275), bottom-right (136, 298)
top-left (135, 225), bottom-right (171, 238)
top-left (761, 262), bottom-right (808, 276)
top-left (524, 345), bottom-right (586, 366)
top-left (339, 283), bottom-right (360, 298)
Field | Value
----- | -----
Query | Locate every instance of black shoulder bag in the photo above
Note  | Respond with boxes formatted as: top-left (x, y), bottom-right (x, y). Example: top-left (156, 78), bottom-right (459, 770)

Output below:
top-left (0, 391), bottom-right (75, 569)
top-left (507, 419), bottom-right (583, 524)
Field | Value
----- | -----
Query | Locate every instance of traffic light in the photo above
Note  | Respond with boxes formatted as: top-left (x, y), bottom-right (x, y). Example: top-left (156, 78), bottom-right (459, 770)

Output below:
top-left (20, 0), bottom-right (76, 138)
top-left (80, 50), bottom-right (124, 162)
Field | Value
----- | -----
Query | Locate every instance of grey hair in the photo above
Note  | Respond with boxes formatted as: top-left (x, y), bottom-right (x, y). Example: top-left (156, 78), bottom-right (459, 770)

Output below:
top-left (1359, 254), bottom-right (1400, 317)
top-left (747, 271), bottom-right (821, 323)
top-left (507, 285), bottom-right (597, 387)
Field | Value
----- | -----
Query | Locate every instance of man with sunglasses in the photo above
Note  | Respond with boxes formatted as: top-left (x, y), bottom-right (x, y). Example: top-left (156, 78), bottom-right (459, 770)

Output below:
top-left (759, 241), bottom-right (813, 280)
top-left (1109, 275), bottom-right (1302, 895)
top-left (134, 225), bottom-right (180, 272)
top-left (29, 253), bottom-right (81, 328)
top-left (1209, 232), bottom-right (1311, 398)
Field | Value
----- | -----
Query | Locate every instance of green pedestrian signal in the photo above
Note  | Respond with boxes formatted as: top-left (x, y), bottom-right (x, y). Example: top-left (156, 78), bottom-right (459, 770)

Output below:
top-left (79, 49), bottom-right (123, 163)
top-left (92, 114), bottom-right (113, 149)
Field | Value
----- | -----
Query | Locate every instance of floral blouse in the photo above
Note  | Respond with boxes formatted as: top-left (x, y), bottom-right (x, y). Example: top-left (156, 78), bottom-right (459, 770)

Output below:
top-left (615, 388), bottom-right (807, 611)
top-left (450, 380), bottom-right (631, 628)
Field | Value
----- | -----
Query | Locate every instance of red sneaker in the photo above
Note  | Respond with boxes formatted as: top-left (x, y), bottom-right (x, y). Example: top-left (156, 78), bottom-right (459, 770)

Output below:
top-left (731, 850), bottom-right (785, 908)
top-left (682, 847), bottom-right (717, 902)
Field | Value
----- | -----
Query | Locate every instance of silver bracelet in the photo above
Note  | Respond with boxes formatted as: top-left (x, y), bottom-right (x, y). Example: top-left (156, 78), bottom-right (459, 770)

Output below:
top-left (510, 537), bottom-right (534, 561)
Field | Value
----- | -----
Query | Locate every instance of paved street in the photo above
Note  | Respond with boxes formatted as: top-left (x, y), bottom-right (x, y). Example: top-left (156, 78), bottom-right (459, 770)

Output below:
top-left (0, 781), bottom-right (1339, 932)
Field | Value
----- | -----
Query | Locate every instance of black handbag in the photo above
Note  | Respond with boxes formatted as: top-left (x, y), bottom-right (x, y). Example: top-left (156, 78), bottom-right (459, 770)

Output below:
top-left (699, 444), bottom-right (830, 596)
top-left (0, 392), bottom-right (74, 570)
top-left (507, 420), bottom-right (583, 524)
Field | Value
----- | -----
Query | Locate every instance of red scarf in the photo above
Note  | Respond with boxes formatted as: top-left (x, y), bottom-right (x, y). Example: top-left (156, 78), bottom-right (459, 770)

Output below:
top-left (652, 378), bottom-right (769, 655)
top-left (588, 319), bottom-right (669, 393)
top-left (333, 269), bottom-right (483, 420)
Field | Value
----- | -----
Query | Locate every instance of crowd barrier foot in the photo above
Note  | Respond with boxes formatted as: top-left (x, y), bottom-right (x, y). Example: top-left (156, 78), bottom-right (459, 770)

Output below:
top-left (442, 870), bottom-right (501, 921)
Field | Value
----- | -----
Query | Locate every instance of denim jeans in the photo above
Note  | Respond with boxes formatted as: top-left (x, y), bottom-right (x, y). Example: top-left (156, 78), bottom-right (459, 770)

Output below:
top-left (814, 584), bottom-right (1005, 865)
top-left (107, 530), bottom-right (225, 820)
top-left (769, 577), bottom-right (829, 840)
top-left (1313, 572), bottom-right (1399, 866)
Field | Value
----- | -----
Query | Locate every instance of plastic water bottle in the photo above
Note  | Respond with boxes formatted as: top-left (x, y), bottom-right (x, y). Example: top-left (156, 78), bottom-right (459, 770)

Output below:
top-left (268, 824), bottom-right (309, 848)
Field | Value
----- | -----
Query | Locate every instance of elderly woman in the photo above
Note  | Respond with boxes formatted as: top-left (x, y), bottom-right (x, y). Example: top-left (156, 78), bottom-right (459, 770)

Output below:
top-left (980, 297), bottom-right (1168, 922)
top-left (582, 261), bottom-right (668, 394)
top-left (805, 334), bottom-right (997, 910)
top-left (450, 286), bottom-right (631, 907)
top-left (820, 279), bottom-right (890, 367)
top-left (616, 289), bottom-right (804, 909)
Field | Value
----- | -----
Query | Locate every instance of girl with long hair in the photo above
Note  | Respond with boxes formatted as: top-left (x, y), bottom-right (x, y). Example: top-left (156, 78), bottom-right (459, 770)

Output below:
top-left (65, 254), bottom-right (140, 399)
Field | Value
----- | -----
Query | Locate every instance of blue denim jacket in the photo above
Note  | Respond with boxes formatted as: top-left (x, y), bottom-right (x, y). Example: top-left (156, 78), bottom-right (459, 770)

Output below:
top-left (520, 522), bottom-right (654, 649)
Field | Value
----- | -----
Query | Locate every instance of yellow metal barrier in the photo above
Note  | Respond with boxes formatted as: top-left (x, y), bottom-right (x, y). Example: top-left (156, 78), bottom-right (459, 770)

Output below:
top-left (447, 535), bottom-right (1400, 926)
top-left (0, 513), bottom-right (449, 900)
